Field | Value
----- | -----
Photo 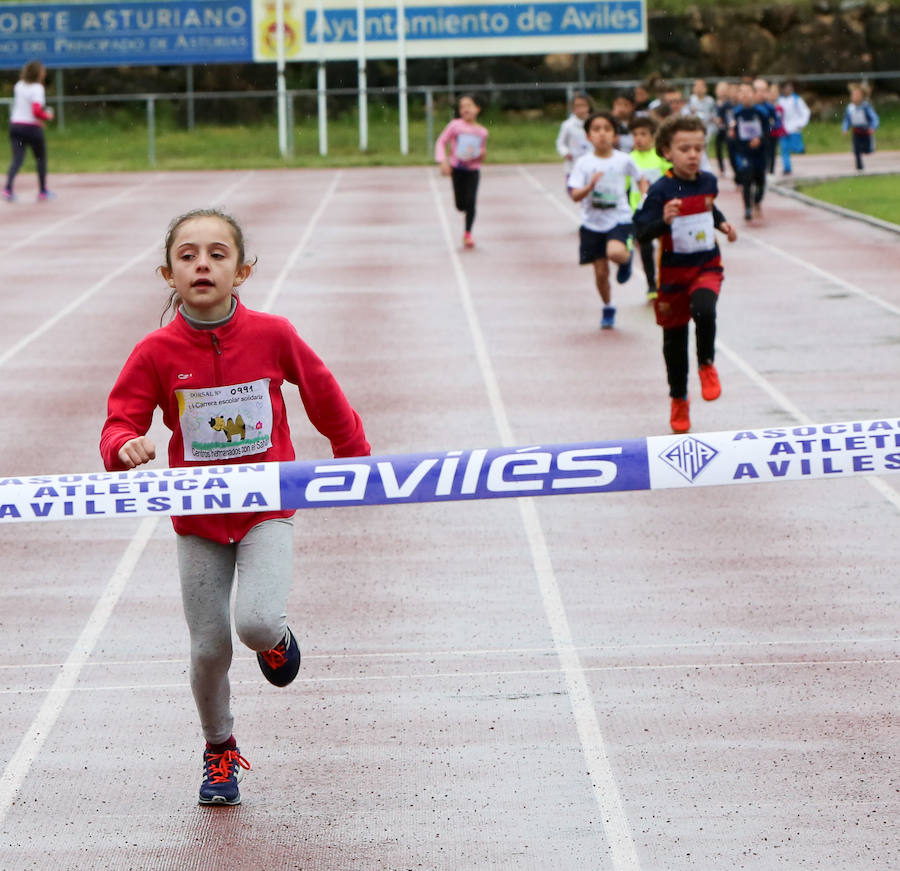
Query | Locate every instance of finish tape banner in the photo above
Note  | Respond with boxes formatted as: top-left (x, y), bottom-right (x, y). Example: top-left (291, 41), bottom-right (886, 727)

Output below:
top-left (1, 418), bottom-right (899, 523)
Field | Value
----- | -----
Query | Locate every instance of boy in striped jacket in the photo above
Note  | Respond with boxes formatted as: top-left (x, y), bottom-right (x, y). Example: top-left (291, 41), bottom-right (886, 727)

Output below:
top-left (633, 116), bottom-right (738, 434)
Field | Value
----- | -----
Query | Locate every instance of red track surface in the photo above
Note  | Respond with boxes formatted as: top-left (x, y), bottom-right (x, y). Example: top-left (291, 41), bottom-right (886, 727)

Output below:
top-left (0, 153), bottom-right (898, 870)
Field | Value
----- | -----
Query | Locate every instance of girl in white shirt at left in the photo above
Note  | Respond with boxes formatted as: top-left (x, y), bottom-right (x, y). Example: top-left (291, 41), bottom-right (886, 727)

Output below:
top-left (4, 59), bottom-right (55, 203)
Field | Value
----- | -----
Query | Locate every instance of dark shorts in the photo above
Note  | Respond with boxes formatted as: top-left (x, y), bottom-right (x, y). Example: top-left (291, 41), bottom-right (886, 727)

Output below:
top-left (654, 267), bottom-right (724, 329)
top-left (579, 223), bottom-right (633, 265)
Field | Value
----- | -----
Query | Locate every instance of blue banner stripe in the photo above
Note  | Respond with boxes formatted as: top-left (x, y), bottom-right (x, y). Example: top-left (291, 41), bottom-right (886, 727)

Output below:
top-left (306, 2), bottom-right (644, 44)
top-left (278, 439), bottom-right (651, 509)
top-left (1, 418), bottom-right (898, 523)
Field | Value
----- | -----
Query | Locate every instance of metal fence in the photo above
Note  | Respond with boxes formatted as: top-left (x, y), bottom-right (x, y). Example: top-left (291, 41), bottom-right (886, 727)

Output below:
top-left (3, 70), bottom-right (897, 166)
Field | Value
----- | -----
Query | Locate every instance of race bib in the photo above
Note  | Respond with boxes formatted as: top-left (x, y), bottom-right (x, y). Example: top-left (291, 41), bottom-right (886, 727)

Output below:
top-left (848, 106), bottom-right (867, 127)
top-left (176, 379), bottom-right (274, 462)
top-left (671, 211), bottom-right (716, 254)
top-left (737, 117), bottom-right (763, 141)
top-left (591, 173), bottom-right (620, 209)
top-left (456, 132), bottom-right (482, 161)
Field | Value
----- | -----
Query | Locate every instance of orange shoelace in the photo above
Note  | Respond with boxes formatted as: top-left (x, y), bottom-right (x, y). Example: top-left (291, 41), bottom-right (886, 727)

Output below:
top-left (258, 642), bottom-right (288, 669)
top-left (205, 749), bottom-right (251, 784)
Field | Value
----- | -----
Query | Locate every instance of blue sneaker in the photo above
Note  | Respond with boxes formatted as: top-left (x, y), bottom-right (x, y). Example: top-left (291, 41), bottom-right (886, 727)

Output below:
top-left (2, 189), bottom-right (15, 203)
top-left (37, 190), bottom-right (56, 202)
top-left (616, 252), bottom-right (633, 284)
top-left (256, 627), bottom-right (301, 687)
top-left (199, 745), bottom-right (250, 806)
top-left (600, 305), bottom-right (616, 329)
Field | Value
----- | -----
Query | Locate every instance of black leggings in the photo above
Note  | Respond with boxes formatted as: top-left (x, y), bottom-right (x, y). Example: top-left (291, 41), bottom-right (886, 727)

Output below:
top-left (6, 123), bottom-right (48, 193)
top-left (451, 166), bottom-right (479, 232)
top-left (714, 130), bottom-right (728, 173)
top-left (639, 239), bottom-right (656, 289)
top-left (739, 165), bottom-right (766, 212)
top-left (662, 287), bottom-right (718, 399)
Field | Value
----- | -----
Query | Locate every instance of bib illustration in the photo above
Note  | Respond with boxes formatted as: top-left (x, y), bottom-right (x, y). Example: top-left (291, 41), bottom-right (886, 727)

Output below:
top-left (737, 117), bottom-right (763, 141)
top-left (671, 211), bottom-right (715, 254)
top-left (176, 378), bottom-right (273, 462)
top-left (591, 171), bottom-right (620, 209)
top-left (848, 106), bottom-right (868, 127)
top-left (456, 132), bottom-right (482, 161)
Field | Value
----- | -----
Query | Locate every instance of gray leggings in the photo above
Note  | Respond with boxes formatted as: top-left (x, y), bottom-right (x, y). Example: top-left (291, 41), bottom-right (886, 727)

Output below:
top-left (176, 518), bottom-right (294, 744)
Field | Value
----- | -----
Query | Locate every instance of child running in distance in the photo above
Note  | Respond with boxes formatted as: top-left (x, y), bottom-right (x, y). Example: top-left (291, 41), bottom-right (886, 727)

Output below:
top-left (100, 209), bottom-right (370, 807)
top-left (633, 116), bottom-right (737, 434)
top-left (688, 78), bottom-right (717, 145)
top-left (611, 91), bottom-right (636, 152)
top-left (713, 80), bottom-right (736, 177)
top-left (568, 111), bottom-right (648, 329)
top-left (435, 93), bottom-right (489, 249)
top-left (842, 83), bottom-right (879, 171)
top-left (628, 115), bottom-right (671, 302)
top-left (752, 78), bottom-right (779, 175)
top-left (4, 59), bottom-right (55, 202)
top-left (776, 81), bottom-right (810, 176)
top-left (730, 81), bottom-right (770, 221)
top-left (556, 91), bottom-right (593, 179)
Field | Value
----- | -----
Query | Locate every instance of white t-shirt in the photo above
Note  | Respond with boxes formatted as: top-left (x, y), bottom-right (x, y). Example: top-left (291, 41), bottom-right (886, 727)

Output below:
top-left (568, 150), bottom-right (643, 232)
top-left (556, 114), bottom-right (591, 164)
top-left (11, 80), bottom-right (46, 125)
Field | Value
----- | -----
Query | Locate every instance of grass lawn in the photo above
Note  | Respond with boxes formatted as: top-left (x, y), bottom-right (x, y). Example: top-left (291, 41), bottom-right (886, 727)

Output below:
top-left (30, 101), bottom-right (900, 226)
top-left (795, 174), bottom-right (900, 226)
top-left (41, 100), bottom-right (900, 173)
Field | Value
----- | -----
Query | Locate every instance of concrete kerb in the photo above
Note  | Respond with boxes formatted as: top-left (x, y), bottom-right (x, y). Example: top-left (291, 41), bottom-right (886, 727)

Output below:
top-left (770, 169), bottom-right (900, 236)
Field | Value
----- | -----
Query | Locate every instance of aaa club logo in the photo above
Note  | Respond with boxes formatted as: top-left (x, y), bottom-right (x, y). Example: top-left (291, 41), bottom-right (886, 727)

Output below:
top-left (257, 1), bottom-right (302, 58)
top-left (659, 437), bottom-right (718, 482)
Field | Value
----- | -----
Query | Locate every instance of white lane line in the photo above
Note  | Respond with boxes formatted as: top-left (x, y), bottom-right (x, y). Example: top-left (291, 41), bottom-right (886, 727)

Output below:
top-left (429, 169), bottom-right (641, 871)
top-left (517, 165), bottom-right (900, 513)
top-left (518, 163), bottom-right (900, 317)
top-left (3, 633), bottom-right (897, 672)
top-left (0, 172), bottom-right (256, 370)
top-left (518, 164), bottom-right (581, 223)
top-left (4, 655), bottom-right (897, 696)
top-left (260, 170), bottom-right (343, 313)
top-left (0, 176), bottom-right (160, 258)
top-left (0, 516), bottom-right (158, 822)
top-left (714, 340), bottom-right (812, 425)
top-left (740, 228), bottom-right (900, 317)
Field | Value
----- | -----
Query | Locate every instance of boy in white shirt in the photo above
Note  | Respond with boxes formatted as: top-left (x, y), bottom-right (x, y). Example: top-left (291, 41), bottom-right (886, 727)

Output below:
top-left (568, 112), bottom-right (648, 329)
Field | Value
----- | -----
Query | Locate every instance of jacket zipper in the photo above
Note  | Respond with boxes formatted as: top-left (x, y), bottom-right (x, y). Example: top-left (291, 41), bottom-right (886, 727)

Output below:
top-left (209, 332), bottom-right (234, 542)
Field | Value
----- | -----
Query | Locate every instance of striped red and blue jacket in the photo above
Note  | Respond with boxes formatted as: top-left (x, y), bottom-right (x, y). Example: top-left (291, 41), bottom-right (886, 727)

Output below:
top-left (633, 169), bottom-right (728, 291)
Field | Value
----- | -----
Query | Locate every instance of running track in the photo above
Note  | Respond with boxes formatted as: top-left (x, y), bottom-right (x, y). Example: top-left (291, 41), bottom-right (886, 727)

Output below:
top-left (0, 154), bottom-right (898, 870)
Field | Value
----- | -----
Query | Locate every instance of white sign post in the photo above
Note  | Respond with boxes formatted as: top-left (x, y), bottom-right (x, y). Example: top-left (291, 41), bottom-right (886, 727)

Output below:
top-left (357, 0), bottom-right (368, 150)
top-left (276, 0), bottom-right (288, 156)
top-left (397, 0), bottom-right (408, 155)
top-left (316, 0), bottom-right (328, 155)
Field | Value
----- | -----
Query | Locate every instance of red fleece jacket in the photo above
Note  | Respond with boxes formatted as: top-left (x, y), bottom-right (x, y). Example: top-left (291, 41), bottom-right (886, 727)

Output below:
top-left (100, 298), bottom-right (370, 542)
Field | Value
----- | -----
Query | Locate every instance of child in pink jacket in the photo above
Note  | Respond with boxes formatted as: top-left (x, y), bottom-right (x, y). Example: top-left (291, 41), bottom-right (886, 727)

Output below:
top-left (435, 94), bottom-right (488, 249)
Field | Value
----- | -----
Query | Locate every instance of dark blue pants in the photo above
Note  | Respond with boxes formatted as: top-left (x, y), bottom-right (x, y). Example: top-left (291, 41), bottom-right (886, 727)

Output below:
top-left (6, 123), bottom-right (48, 193)
top-left (851, 129), bottom-right (872, 170)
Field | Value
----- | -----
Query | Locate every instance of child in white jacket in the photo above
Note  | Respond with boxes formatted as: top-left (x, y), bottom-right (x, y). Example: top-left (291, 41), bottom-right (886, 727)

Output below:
top-left (556, 92), bottom-right (593, 178)
top-left (776, 81), bottom-right (811, 175)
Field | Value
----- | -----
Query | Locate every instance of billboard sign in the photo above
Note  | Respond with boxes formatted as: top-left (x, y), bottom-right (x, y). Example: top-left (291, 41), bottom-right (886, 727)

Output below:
top-left (0, 0), bottom-right (646, 69)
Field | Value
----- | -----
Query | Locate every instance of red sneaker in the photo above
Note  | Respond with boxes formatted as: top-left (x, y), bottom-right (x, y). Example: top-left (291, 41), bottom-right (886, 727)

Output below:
top-left (670, 397), bottom-right (691, 434)
top-left (699, 364), bottom-right (721, 401)
top-left (463, 232), bottom-right (475, 249)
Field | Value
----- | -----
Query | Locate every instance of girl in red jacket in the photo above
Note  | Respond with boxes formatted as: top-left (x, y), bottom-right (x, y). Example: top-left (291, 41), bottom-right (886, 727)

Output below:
top-left (100, 209), bottom-right (370, 806)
